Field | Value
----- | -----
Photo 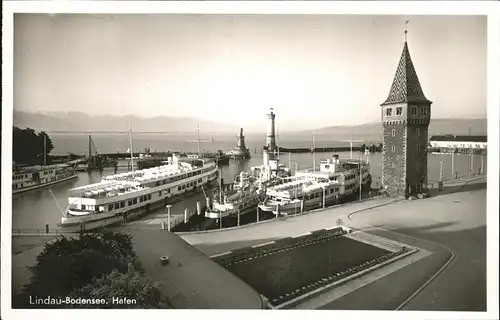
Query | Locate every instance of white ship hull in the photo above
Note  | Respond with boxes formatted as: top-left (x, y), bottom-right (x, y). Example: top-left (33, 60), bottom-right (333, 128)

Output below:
top-left (205, 195), bottom-right (262, 219)
top-left (60, 165), bottom-right (218, 231)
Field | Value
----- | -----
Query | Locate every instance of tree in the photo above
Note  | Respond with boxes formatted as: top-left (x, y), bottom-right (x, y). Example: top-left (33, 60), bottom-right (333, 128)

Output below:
top-left (14, 231), bottom-right (145, 308)
top-left (13, 127), bottom-right (54, 165)
top-left (67, 265), bottom-right (169, 309)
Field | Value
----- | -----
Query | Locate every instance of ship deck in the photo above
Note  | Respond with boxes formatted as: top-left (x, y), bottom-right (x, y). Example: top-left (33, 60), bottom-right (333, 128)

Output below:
top-left (129, 229), bottom-right (265, 309)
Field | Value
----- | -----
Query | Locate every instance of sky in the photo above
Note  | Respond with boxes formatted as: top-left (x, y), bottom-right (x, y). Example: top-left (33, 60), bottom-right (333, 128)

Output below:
top-left (14, 14), bottom-right (486, 131)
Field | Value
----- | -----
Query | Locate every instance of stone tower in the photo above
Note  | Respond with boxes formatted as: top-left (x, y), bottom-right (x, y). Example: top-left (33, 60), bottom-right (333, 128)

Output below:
top-left (381, 35), bottom-right (432, 198)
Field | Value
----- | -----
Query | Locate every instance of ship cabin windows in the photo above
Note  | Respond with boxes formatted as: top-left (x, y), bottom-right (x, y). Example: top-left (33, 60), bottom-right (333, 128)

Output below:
top-left (396, 107), bottom-right (402, 116)
top-left (392, 129), bottom-right (396, 137)
top-left (120, 201), bottom-right (125, 208)
top-left (128, 199), bottom-right (133, 206)
top-left (114, 203), bottom-right (120, 210)
top-left (386, 108), bottom-right (393, 116)
top-left (198, 179), bottom-right (202, 183)
top-left (133, 198), bottom-right (138, 205)
top-left (178, 186), bottom-right (182, 191)
top-left (108, 204), bottom-right (113, 211)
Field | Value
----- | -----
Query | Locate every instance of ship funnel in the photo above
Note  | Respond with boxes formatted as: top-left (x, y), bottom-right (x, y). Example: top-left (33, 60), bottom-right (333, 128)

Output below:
top-left (332, 154), bottom-right (340, 164)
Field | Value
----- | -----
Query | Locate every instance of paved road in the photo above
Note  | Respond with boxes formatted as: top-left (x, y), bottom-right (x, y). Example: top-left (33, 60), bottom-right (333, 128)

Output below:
top-left (181, 176), bottom-right (488, 311)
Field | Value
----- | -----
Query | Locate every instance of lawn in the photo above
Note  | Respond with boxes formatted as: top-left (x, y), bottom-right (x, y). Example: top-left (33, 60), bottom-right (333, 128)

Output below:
top-left (222, 235), bottom-right (393, 304)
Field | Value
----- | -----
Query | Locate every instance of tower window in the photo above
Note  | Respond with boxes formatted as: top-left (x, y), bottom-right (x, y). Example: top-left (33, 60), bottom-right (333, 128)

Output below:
top-left (386, 108), bottom-right (393, 116)
top-left (416, 128), bottom-right (420, 136)
top-left (396, 107), bottom-right (402, 115)
top-left (412, 107), bottom-right (417, 115)
top-left (392, 145), bottom-right (396, 152)
top-left (420, 107), bottom-right (427, 115)
top-left (391, 129), bottom-right (396, 137)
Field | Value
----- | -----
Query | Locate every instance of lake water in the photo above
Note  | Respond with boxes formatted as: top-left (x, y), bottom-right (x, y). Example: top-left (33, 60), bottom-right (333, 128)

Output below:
top-left (12, 148), bottom-right (486, 231)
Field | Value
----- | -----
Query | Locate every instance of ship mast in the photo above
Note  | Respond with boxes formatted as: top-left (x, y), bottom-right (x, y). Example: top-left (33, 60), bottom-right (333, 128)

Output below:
top-left (128, 118), bottom-right (135, 175)
top-left (197, 123), bottom-right (201, 156)
top-left (312, 130), bottom-right (316, 172)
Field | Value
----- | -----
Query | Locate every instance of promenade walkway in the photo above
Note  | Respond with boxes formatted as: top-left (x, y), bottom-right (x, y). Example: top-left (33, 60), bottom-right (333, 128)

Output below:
top-left (11, 175), bottom-right (488, 310)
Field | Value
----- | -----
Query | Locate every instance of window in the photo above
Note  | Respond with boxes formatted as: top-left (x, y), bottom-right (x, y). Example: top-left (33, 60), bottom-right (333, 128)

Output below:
top-left (108, 204), bottom-right (114, 211)
top-left (411, 107), bottom-right (417, 115)
top-left (392, 129), bottom-right (396, 137)
top-left (114, 203), bottom-right (120, 210)
top-left (420, 107), bottom-right (427, 115)
top-left (416, 128), bottom-right (420, 136)
top-left (133, 198), bottom-right (137, 205)
top-left (392, 145), bottom-right (396, 152)
top-left (120, 201), bottom-right (125, 208)
top-left (178, 186), bottom-right (181, 191)
top-left (128, 199), bottom-right (133, 206)
top-left (417, 144), bottom-right (421, 152)
top-left (386, 108), bottom-right (393, 116)
top-left (396, 107), bottom-right (402, 115)
top-left (148, 194), bottom-right (152, 200)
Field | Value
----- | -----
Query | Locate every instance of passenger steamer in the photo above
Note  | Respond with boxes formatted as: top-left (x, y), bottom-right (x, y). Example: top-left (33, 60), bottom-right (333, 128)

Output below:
top-left (258, 155), bottom-right (371, 215)
top-left (59, 154), bottom-right (218, 230)
top-left (205, 172), bottom-right (265, 220)
top-left (12, 164), bottom-right (78, 194)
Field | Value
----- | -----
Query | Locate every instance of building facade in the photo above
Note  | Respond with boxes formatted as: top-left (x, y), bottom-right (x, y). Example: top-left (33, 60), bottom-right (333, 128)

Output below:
top-left (381, 38), bottom-right (432, 198)
top-left (428, 135), bottom-right (487, 154)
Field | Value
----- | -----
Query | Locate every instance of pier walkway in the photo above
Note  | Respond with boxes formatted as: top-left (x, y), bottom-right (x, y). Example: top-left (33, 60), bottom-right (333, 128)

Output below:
top-left (180, 175), bottom-right (487, 311)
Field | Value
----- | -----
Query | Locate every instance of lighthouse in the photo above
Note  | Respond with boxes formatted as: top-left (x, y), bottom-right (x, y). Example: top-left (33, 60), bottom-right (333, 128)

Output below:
top-left (266, 108), bottom-right (278, 158)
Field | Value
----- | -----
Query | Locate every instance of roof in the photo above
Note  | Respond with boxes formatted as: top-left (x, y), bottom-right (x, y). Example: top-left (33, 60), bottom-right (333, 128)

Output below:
top-left (129, 229), bottom-right (265, 309)
top-left (429, 135), bottom-right (487, 143)
top-left (381, 41), bottom-right (432, 106)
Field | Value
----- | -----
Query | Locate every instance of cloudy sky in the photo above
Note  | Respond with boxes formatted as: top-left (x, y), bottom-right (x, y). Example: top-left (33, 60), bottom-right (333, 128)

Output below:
top-left (14, 14), bottom-right (486, 131)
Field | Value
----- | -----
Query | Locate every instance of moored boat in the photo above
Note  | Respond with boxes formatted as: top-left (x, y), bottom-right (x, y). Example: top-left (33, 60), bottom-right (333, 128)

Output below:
top-left (12, 163), bottom-right (78, 194)
top-left (59, 154), bottom-right (218, 231)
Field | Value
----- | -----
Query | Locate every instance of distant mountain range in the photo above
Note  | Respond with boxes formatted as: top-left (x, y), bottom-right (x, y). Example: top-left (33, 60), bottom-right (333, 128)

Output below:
top-left (309, 118), bottom-right (487, 141)
top-left (13, 111), bottom-right (240, 134)
top-left (13, 110), bottom-right (487, 141)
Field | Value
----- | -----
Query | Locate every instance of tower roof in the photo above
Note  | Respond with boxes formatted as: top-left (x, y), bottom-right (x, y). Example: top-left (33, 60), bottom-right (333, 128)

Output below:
top-left (381, 41), bottom-right (432, 106)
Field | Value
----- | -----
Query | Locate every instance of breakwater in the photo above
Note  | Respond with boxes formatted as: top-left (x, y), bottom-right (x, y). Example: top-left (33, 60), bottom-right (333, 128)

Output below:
top-left (279, 146), bottom-right (381, 154)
